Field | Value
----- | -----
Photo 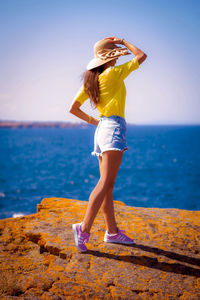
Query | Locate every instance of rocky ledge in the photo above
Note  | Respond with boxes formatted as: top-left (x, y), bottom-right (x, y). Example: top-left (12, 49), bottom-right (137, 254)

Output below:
top-left (0, 197), bottom-right (200, 299)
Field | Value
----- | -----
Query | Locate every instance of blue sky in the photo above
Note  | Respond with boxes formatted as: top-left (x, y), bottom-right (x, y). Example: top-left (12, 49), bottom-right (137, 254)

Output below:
top-left (0, 0), bottom-right (199, 124)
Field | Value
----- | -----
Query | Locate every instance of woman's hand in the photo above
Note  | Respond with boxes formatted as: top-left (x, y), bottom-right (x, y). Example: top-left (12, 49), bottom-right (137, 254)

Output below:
top-left (104, 36), bottom-right (123, 44)
top-left (89, 117), bottom-right (100, 126)
top-left (93, 118), bottom-right (100, 126)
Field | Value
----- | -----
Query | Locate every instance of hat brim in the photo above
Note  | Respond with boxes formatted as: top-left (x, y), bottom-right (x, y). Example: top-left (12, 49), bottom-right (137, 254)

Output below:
top-left (86, 52), bottom-right (131, 71)
top-left (86, 57), bottom-right (117, 71)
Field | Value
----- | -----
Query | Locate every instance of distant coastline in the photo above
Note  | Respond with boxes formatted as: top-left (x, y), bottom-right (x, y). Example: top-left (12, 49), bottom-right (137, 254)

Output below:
top-left (0, 120), bottom-right (197, 128)
top-left (0, 120), bottom-right (89, 128)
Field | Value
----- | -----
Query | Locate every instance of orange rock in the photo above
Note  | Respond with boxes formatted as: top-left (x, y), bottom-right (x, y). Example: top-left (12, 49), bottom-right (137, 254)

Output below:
top-left (0, 197), bottom-right (199, 299)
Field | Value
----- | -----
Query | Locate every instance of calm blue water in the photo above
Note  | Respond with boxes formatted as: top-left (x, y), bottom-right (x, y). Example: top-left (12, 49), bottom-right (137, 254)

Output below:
top-left (0, 125), bottom-right (199, 219)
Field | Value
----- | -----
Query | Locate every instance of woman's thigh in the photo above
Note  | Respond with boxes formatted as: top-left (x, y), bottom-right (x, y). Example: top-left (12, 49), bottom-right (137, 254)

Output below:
top-left (99, 150), bottom-right (123, 189)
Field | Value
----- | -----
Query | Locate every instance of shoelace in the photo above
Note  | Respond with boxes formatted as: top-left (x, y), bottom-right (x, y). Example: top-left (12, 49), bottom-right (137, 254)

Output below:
top-left (79, 234), bottom-right (90, 244)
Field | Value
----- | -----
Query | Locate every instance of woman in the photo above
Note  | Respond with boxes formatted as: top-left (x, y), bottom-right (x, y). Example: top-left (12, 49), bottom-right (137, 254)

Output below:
top-left (69, 36), bottom-right (147, 252)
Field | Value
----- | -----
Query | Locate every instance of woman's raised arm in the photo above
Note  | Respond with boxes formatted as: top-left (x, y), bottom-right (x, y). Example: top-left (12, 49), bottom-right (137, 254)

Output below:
top-left (104, 36), bottom-right (147, 65)
top-left (123, 39), bottom-right (147, 65)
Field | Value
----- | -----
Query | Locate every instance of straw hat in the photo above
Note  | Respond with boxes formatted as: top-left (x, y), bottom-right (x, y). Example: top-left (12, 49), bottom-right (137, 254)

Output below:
top-left (86, 38), bottom-right (131, 70)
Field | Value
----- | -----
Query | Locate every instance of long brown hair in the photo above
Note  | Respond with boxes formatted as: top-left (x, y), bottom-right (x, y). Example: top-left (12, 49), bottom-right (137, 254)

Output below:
top-left (82, 64), bottom-right (106, 109)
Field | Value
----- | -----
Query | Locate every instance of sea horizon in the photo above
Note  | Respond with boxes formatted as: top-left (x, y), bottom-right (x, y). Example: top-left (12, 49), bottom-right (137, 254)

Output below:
top-left (0, 119), bottom-right (200, 127)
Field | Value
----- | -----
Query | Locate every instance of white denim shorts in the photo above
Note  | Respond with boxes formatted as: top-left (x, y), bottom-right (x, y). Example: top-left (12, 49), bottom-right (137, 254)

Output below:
top-left (91, 115), bottom-right (129, 157)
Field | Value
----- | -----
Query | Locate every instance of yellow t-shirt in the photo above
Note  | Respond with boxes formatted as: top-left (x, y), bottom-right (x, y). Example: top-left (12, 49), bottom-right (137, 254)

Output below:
top-left (72, 57), bottom-right (139, 119)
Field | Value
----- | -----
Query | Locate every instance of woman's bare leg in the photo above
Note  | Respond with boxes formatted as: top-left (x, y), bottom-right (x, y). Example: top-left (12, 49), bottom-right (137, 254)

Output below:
top-left (98, 155), bottom-right (119, 234)
top-left (81, 150), bottom-right (123, 234)
top-left (100, 189), bottom-right (118, 234)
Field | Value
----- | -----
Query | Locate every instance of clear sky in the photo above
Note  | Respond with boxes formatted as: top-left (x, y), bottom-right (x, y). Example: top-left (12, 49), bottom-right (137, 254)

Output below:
top-left (0, 0), bottom-right (199, 124)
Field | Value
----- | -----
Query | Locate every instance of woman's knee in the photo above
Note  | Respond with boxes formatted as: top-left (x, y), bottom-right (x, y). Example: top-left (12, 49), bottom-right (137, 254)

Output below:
top-left (99, 177), bottom-right (115, 192)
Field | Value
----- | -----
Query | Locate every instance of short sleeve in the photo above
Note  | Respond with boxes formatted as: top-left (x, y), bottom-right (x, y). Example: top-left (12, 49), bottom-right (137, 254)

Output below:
top-left (111, 57), bottom-right (139, 81)
top-left (73, 84), bottom-right (89, 105)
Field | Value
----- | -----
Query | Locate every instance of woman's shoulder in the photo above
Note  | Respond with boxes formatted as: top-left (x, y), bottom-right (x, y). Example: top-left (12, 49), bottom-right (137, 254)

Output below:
top-left (113, 57), bottom-right (139, 71)
top-left (98, 67), bottom-right (114, 82)
top-left (106, 57), bottom-right (140, 81)
top-left (99, 57), bottom-right (139, 81)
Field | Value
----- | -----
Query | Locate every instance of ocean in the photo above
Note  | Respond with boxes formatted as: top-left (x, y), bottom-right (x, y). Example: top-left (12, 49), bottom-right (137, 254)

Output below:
top-left (0, 125), bottom-right (199, 219)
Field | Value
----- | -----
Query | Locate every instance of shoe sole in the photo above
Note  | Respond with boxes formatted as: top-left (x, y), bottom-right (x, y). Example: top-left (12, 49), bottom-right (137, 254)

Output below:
top-left (72, 224), bottom-right (88, 252)
top-left (104, 238), bottom-right (135, 244)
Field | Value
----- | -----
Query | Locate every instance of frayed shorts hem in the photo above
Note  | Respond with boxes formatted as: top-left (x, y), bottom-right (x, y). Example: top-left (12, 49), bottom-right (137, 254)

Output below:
top-left (91, 146), bottom-right (129, 157)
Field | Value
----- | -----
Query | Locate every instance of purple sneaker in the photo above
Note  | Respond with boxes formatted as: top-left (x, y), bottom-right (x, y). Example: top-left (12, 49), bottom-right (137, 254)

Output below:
top-left (72, 222), bottom-right (90, 252)
top-left (104, 227), bottom-right (135, 244)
